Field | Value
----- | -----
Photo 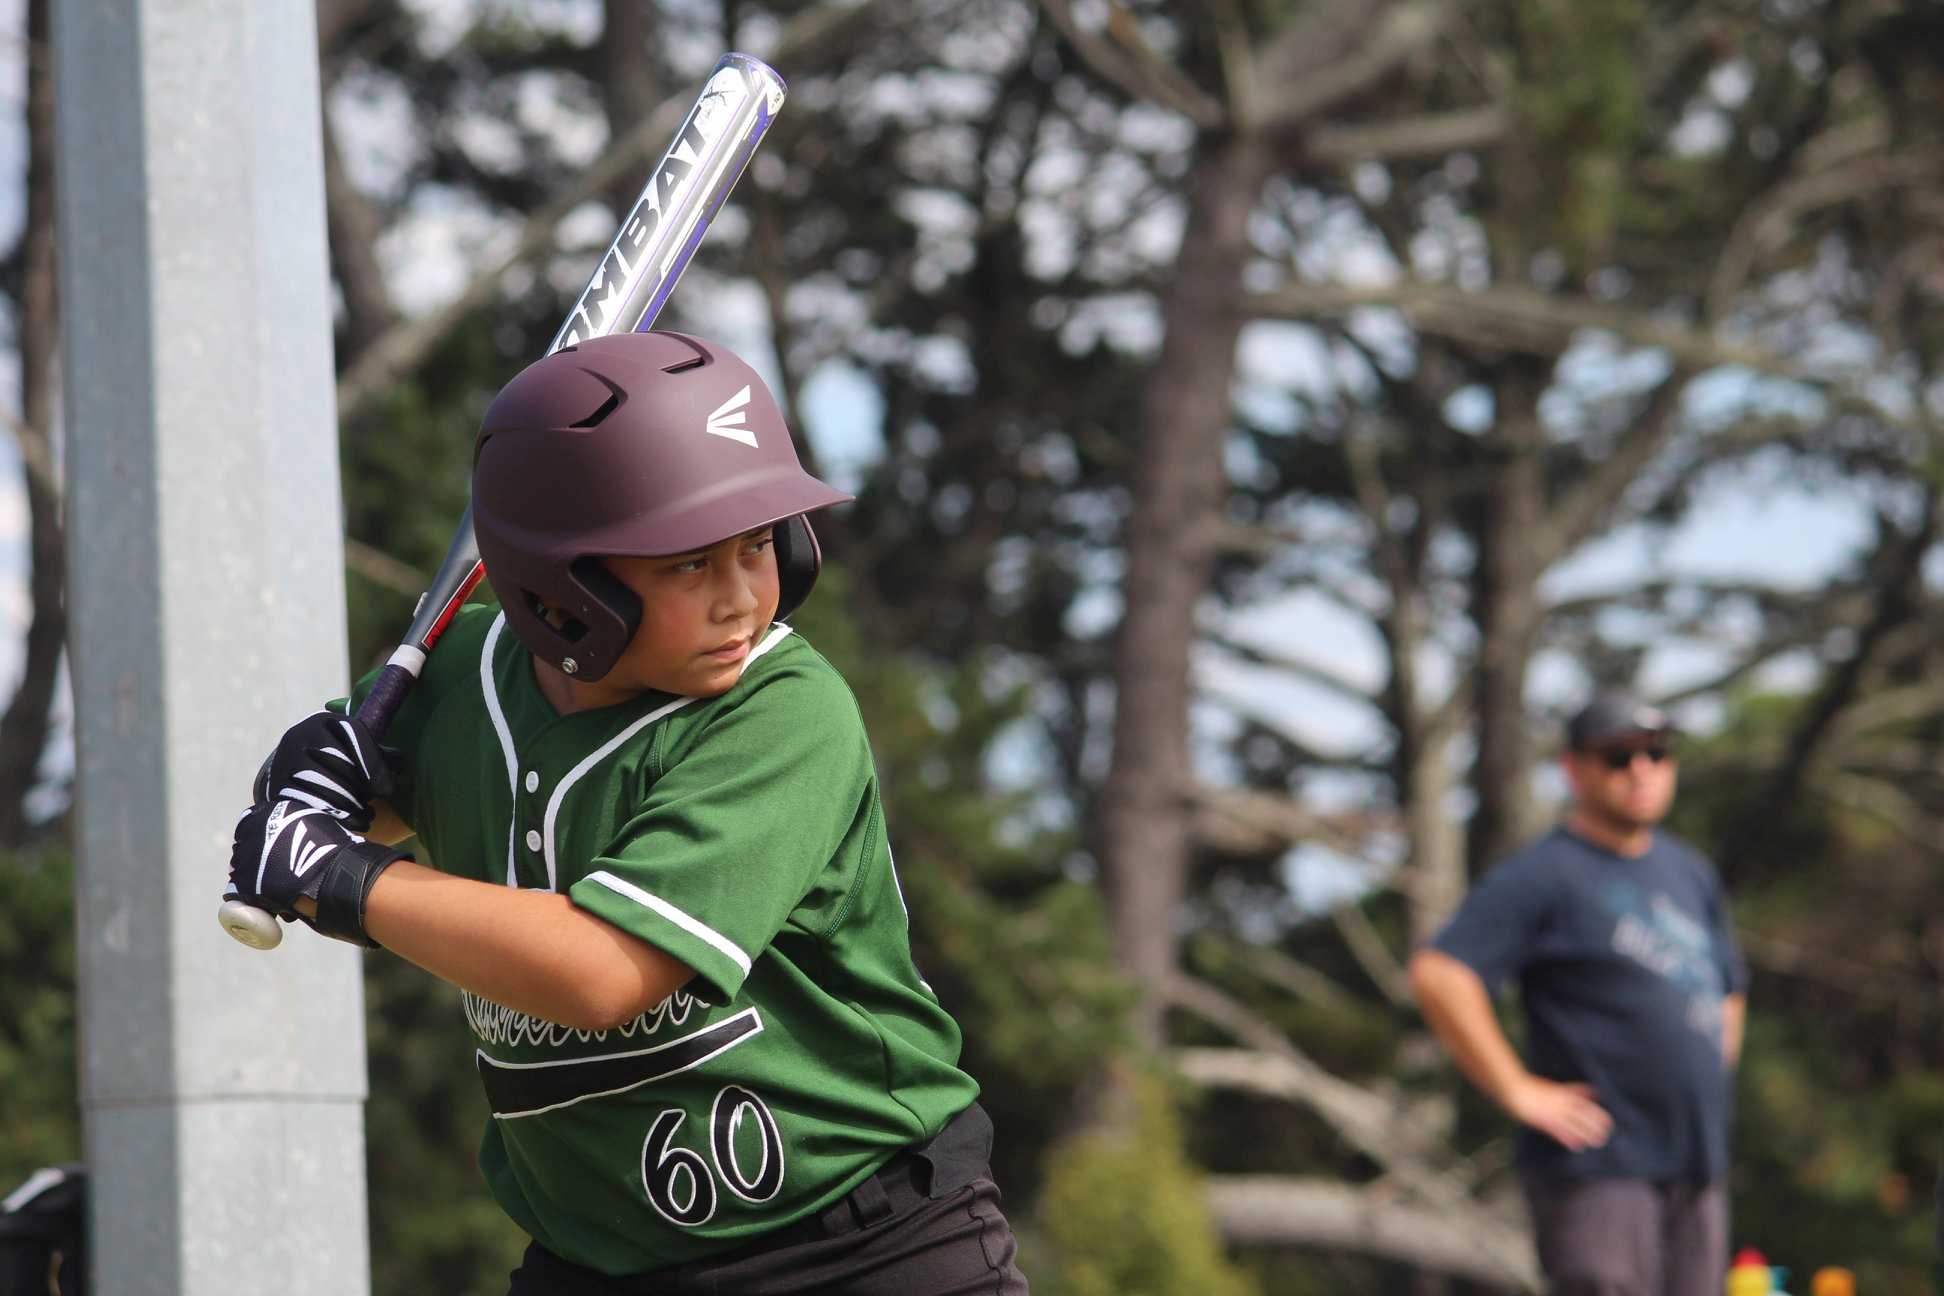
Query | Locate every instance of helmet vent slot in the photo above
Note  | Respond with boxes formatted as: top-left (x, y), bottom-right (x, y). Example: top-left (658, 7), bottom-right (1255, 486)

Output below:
top-left (660, 333), bottom-right (710, 372)
top-left (569, 393), bottom-right (620, 428)
top-left (567, 372), bottom-right (628, 428)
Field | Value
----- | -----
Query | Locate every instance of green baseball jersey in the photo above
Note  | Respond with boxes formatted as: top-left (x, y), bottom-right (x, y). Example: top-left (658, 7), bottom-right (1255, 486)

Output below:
top-left (348, 606), bottom-right (979, 1274)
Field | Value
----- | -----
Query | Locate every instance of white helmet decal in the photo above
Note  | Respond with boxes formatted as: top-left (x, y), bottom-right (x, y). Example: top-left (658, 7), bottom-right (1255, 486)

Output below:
top-left (703, 385), bottom-right (757, 447)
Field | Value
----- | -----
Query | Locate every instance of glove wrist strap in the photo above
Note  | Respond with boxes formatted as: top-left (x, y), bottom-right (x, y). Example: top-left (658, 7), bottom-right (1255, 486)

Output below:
top-left (313, 842), bottom-right (408, 948)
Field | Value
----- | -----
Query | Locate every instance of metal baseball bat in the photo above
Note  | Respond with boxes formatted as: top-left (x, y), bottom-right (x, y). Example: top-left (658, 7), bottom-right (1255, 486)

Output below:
top-left (221, 53), bottom-right (788, 950)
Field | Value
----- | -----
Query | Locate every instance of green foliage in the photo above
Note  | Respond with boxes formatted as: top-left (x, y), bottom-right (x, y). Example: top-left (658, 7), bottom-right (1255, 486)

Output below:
top-left (1181, 932), bottom-right (1398, 1079)
top-left (341, 314), bottom-right (508, 672)
top-left (1030, 1078), bottom-right (1259, 1296)
top-left (365, 963), bottom-right (527, 1296)
top-left (1726, 1013), bottom-right (1929, 1293)
top-left (0, 845), bottom-right (78, 1186)
top-left (1663, 690), bottom-right (1838, 881)
top-left (1515, 0), bottom-right (1643, 152)
top-left (1511, 0), bottom-right (1646, 266)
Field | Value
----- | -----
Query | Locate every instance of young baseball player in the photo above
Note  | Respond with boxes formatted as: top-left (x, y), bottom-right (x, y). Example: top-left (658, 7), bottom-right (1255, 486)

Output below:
top-left (227, 331), bottom-right (1029, 1294)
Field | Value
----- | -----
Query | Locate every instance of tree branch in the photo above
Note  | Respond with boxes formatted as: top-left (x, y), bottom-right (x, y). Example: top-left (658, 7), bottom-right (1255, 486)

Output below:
top-left (1740, 928), bottom-right (1932, 1003)
top-left (1252, 280), bottom-right (1784, 373)
top-left (1205, 1175), bottom-right (1540, 1291)
top-left (1254, 3), bottom-right (1447, 138)
top-left (1535, 364), bottom-right (1694, 568)
top-left (1344, 422), bottom-right (1415, 605)
top-left (1211, 935), bottom-right (1363, 1013)
top-left (1167, 998), bottom-right (1436, 1168)
top-left (1188, 784), bottom-right (1396, 859)
top-left (1331, 902), bottom-right (1412, 1006)
top-left (345, 538), bottom-right (429, 597)
top-left (1168, 981), bottom-right (1540, 1283)
top-left (1307, 105), bottom-right (1511, 165)
top-left (1201, 0), bottom-right (1255, 124)
top-left (1032, 0), bottom-right (1226, 128)
top-left (1203, 631), bottom-right (1382, 713)
top-left (1211, 518), bottom-right (1307, 557)
top-left (1816, 770), bottom-right (1938, 855)
top-left (1823, 678), bottom-right (1944, 746)
top-left (1754, 500), bottom-right (1937, 850)
top-left (1708, 147), bottom-right (1944, 323)
top-left (1543, 576), bottom-right (1820, 623)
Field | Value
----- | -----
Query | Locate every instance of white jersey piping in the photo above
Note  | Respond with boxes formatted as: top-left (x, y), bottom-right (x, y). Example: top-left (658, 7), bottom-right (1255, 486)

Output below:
top-left (584, 869), bottom-right (753, 978)
top-left (481, 614), bottom-right (521, 887)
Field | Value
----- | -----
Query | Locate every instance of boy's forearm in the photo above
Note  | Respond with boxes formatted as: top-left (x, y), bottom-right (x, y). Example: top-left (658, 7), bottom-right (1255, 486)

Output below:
top-left (1407, 949), bottom-right (1530, 1112)
top-left (363, 860), bottom-right (695, 1030)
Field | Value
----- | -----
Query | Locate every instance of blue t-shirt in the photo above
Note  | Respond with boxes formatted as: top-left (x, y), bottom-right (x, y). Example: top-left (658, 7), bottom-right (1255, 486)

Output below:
top-left (1431, 827), bottom-right (1747, 1181)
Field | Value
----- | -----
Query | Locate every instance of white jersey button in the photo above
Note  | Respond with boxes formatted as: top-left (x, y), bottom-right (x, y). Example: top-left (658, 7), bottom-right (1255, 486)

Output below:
top-left (525, 829), bottom-right (542, 852)
top-left (524, 771), bottom-right (539, 793)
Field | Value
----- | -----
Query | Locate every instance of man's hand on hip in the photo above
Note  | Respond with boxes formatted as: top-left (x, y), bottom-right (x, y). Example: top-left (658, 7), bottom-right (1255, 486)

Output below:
top-left (1506, 1076), bottom-right (1612, 1152)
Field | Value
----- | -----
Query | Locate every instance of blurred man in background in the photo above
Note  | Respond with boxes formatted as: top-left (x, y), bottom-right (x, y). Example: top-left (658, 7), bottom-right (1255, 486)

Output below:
top-left (1409, 692), bottom-right (1747, 1296)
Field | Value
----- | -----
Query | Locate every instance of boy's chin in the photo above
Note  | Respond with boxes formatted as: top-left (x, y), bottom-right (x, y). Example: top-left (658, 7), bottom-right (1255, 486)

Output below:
top-left (686, 662), bottom-right (749, 696)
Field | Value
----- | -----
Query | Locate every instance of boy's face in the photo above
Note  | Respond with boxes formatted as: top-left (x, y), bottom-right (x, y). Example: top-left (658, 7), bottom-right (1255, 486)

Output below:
top-left (602, 526), bottom-right (781, 697)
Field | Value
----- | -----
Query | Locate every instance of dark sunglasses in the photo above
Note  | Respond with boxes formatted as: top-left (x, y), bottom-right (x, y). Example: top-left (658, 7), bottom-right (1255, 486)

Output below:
top-left (1597, 745), bottom-right (1671, 770)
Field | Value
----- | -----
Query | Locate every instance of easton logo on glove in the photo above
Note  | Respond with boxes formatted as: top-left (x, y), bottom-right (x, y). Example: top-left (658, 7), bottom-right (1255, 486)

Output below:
top-left (260, 803), bottom-right (339, 886)
top-left (231, 799), bottom-right (409, 948)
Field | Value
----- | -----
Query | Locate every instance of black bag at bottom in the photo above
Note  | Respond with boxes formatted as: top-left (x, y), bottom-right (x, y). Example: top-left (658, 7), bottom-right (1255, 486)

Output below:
top-left (0, 1165), bottom-right (84, 1296)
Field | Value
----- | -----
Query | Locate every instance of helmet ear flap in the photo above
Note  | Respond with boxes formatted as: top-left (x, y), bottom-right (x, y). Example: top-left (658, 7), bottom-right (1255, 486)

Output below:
top-left (508, 559), bottom-right (641, 681)
top-left (568, 558), bottom-right (644, 647)
top-left (773, 516), bottom-right (823, 620)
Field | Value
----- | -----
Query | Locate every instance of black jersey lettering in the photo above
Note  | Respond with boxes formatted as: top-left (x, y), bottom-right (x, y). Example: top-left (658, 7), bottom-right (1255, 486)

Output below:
top-left (478, 1007), bottom-right (763, 1118)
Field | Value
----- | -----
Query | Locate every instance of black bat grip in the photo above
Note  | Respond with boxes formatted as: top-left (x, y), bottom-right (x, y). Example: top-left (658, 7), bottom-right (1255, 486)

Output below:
top-left (353, 662), bottom-right (417, 739)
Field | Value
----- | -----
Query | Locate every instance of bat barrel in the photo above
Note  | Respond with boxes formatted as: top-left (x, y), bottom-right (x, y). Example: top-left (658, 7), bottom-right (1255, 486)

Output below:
top-left (548, 52), bottom-right (787, 354)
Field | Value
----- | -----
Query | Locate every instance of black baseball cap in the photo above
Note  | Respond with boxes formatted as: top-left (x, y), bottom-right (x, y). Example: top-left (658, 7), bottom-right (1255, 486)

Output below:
top-left (1566, 691), bottom-right (1677, 751)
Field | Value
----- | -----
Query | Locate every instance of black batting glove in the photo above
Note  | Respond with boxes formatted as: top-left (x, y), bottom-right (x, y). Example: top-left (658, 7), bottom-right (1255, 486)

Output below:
top-left (253, 710), bottom-right (396, 830)
top-left (229, 801), bottom-right (408, 948)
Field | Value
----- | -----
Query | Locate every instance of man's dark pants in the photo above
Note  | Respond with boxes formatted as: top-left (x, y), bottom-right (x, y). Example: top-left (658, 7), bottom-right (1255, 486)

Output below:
top-left (1519, 1171), bottom-right (1727, 1296)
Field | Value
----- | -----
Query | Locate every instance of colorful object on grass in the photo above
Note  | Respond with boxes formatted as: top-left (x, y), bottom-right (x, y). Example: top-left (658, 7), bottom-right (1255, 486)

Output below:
top-left (1808, 1267), bottom-right (1854, 1296)
top-left (1727, 1247), bottom-right (1784, 1296)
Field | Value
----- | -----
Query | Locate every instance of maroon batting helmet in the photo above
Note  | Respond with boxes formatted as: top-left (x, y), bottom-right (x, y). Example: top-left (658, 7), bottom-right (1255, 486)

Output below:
top-left (472, 331), bottom-right (851, 682)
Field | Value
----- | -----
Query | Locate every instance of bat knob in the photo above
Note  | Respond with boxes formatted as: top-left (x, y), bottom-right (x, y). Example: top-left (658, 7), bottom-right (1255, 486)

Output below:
top-left (219, 898), bottom-right (284, 950)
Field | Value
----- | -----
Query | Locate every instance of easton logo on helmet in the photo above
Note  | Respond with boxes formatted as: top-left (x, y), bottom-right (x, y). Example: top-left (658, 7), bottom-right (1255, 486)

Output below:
top-left (703, 386), bottom-right (757, 448)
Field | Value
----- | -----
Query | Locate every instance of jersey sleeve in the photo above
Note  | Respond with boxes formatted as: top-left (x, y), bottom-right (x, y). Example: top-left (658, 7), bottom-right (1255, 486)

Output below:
top-left (1429, 846), bottom-right (1557, 994)
top-left (567, 658), bottom-right (874, 1005)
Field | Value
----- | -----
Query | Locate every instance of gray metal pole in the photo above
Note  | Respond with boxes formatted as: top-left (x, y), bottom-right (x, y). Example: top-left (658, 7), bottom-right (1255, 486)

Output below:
top-left (53, 3), bottom-right (371, 1294)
